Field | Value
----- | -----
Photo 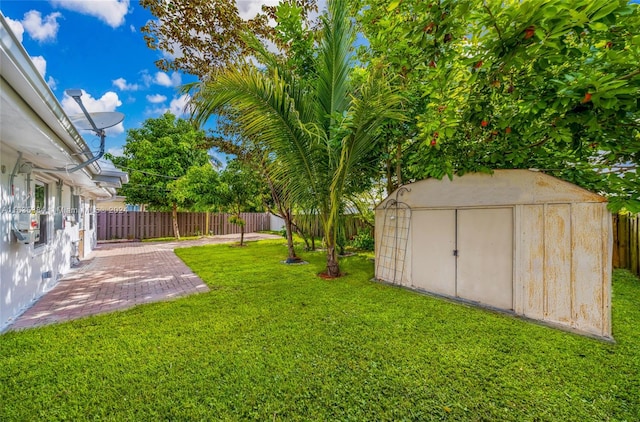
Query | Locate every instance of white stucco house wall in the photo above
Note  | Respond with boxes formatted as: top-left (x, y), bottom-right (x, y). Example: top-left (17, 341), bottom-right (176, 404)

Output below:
top-left (0, 14), bottom-right (128, 330)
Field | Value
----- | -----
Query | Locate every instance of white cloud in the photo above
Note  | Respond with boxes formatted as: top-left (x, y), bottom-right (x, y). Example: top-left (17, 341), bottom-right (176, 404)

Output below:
top-left (106, 147), bottom-right (124, 157)
top-left (4, 16), bottom-right (25, 43)
top-left (146, 94), bottom-right (167, 104)
top-left (112, 77), bottom-right (139, 91)
top-left (47, 76), bottom-right (58, 91)
top-left (30, 55), bottom-right (47, 78)
top-left (169, 94), bottom-right (190, 116)
top-left (154, 71), bottom-right (181, 87)
top-left (235, 1), bottom-right (326, 23)
top-left (62, 90), bottom-right (124, 135)
top-left (28, 54), bottom-right (57, 89)
top-left (145, 94), bottom-right (191, 117)
top-left (129, 24), bottom-right (136, 33)
top-left (49, 0), bottom-right (130, 28)
top-left (236, 0), bottom-right (279, 20)
top-left (22, 10), bottom-right (61, 42)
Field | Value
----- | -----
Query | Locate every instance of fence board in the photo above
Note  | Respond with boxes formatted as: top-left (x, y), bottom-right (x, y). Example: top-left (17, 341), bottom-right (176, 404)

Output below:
top-left (97, 211), bottom-right (270, 241)
top-left (613, 213), bottom-right (639, 276)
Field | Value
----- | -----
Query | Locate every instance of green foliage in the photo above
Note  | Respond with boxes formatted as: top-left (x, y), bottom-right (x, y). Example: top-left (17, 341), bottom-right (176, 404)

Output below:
top-left (1, 241), bottom-right (639, 420)
top-left (108, 113), bottom-right (210, 210)
top-left (217, 159), bottom-right (267, 215)
top-left (188, 0), bottom-right (405, 276)
top-left (140, 0), bottom-right (318, 79)
top-left (350, 228), bottom-right (375, 251)
top-left (228, 214), bottom-right (246, 227)
top-left (169, 163), bottom-right (220, 211)
top-left (358, 0), bottom-right (640, 210)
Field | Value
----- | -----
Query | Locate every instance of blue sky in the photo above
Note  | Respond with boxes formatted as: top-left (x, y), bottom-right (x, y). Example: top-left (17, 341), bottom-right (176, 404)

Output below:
top-left (0, 0), bottom-right (284, 159)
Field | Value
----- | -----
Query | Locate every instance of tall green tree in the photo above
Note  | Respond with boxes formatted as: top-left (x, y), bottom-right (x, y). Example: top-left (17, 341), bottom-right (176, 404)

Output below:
top-left (358, 0), bottom-right (640, 211)
top-left (189, 0), bottom-right (404, 277)
top-left (140, 0), bottom-right (318, 78)
top-left (109, 113), bottom-right (210, 238)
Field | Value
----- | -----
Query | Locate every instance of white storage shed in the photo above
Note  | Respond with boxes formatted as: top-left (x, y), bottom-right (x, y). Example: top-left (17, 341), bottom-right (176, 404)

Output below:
top-left (375, 170), bottom-right (612, 339)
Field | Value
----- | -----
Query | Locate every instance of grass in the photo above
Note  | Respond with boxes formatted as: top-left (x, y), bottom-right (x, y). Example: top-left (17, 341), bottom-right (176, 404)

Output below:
top-left (1, 239), bottom-right (639, 421)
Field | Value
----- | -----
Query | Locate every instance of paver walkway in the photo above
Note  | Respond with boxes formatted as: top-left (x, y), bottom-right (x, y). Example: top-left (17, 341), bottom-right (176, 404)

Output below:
top-left (8, 233), bottom-right (281, 331)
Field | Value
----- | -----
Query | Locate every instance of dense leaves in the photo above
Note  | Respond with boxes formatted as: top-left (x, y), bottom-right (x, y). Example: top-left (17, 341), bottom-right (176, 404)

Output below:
top-left (358, 0), bottom-right (640, 211)
top-left (140, 0), bottom-right (318, 78)
top-left (108, 113), bottom-right (210, 210)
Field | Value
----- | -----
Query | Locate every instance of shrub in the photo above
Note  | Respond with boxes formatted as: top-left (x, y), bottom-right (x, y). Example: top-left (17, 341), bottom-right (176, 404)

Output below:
top-left (350, 229), bottom-right (374, 251)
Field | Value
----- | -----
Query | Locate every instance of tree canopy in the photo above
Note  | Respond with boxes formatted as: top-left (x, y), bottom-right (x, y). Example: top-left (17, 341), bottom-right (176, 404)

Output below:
top-left (357, 0), bottom-right (640, 211)
top-left (109, 113), bottom-right (210, 209)
top-left (140, 0), bottom-right (318, 78)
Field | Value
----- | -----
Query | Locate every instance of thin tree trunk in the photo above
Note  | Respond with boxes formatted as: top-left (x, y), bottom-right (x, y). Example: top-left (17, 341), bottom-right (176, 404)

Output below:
top-left (284, 209), bottom-right (300, 262)
top-left (172, 202), bottom-right (180, 240)
top-left (326, 244), bottom-right (340, 277)
top-left (386, 140), bottom-right (394, 195)
top-left (395, 139), bottom-right (403, 188)
top-left (323, 214), bottom-right (340, 277)
top-left (240, 220), bottom-right (245, 246)
top-left (265, 172), bottom-right (298, 260)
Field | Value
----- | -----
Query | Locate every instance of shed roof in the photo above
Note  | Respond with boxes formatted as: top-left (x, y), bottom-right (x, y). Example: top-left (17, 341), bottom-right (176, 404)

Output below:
top-left (377, 170), bottom-right (606, 210)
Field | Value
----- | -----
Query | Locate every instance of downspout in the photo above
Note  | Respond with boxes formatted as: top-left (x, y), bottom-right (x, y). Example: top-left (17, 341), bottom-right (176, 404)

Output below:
top-left (9, 152), bottom-right (27, 241)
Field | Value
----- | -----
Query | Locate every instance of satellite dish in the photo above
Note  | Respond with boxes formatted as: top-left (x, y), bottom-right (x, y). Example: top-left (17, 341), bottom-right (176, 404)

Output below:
top-left (69, 111), bottom-right (124, 131)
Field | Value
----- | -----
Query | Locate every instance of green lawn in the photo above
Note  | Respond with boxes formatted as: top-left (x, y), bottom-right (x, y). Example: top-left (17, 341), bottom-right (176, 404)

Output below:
top-left (1, 240), bottom-right (639, 421)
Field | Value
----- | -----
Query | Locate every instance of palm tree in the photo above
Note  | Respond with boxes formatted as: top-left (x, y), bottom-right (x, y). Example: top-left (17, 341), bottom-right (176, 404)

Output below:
top-left (188, 0), bottom-right (404, 277)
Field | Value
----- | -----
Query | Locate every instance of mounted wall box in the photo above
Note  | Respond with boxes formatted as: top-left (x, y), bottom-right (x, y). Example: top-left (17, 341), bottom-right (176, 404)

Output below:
top-left (375, 170), bottom-right (612, 340)
top-left (14, 212), bottom-right (39, 244)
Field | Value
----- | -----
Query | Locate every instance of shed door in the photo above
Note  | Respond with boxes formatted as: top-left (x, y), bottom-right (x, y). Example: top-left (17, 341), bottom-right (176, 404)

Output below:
top-left (411, 210), bottom-right (456, 296)
top-left (411, 208), bottom-right (513, 310)
top-left (457, 208), bottom-right (513, 310)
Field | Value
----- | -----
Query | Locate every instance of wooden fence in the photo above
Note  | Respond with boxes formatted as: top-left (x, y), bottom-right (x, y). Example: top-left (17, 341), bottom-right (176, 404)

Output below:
top-left (612, 213), bottom-right (640, 276)
top-left (293, 214), bottom-right (371, 240)
top-left (97, 211), bottom-right (270, 241)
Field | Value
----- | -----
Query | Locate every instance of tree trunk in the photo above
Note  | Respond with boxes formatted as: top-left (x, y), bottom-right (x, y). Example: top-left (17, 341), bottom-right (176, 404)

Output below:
top-left (395, 138), bottom-right (403, 188)
top-left (265, 173), bottom-right (298, 260)
top-left (326, 244), bottom-right (340, 277)
top-left (172, 202), bottom-right (180, 240)
top-left (284, 209), bottom-right (299, 261)
top-left (240, 221), bottom-right (245, 246)
top-left (324, 216), bottom-right (340, 277)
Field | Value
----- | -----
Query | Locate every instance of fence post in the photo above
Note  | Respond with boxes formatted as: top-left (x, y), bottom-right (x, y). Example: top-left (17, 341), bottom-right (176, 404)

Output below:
top-left (612, 214), bottom-right (619, 268)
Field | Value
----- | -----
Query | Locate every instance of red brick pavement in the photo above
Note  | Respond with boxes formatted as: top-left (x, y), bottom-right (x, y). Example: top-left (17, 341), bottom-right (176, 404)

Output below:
top-left (7, 233), bottom-right (280, 331)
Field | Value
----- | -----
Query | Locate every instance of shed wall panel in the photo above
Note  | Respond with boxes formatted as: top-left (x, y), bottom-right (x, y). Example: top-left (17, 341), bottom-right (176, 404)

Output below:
top-left (571, 203), bottom-right (605, 335)
top-left (411, 210), bottom-right (456, 295)
top-left (519, 205), bottom-right (545, 320)
top-left (601, 207), bottom-right (613, 337)
top-left (544, 204), bottom-right (572, 324)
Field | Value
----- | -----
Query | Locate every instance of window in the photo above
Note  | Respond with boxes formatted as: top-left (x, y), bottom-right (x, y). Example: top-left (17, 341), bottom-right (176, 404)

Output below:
top-left (34, 182), bottom-right (48, 247)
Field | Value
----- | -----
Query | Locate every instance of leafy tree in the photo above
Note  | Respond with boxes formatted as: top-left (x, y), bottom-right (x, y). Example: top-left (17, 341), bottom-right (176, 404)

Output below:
top-left (188, 0), bottom-right (404, 277)
top-left (217, 160), bottom-right (267, 246)
top-left (358, 0), bottom-right (640, 211)
top-left (169, 163), bottom-right (220, 212)
top-left (140, 0), bottom-right (318, 78)
top-left (108, 113), bottom-right (210, 238)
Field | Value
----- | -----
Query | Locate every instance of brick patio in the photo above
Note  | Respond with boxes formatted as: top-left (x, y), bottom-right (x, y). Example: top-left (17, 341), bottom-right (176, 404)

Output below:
top-left (7, 233), bottom-right (280, 331)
